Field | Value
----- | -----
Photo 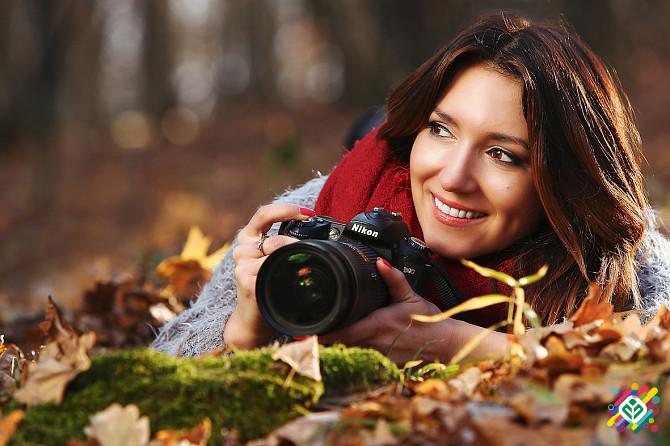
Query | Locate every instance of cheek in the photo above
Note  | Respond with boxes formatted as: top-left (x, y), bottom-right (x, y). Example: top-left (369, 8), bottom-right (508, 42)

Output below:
top-left (502, 180), bottom-right (543, 223)
top-left (409, 139), bottom-right (436, 184)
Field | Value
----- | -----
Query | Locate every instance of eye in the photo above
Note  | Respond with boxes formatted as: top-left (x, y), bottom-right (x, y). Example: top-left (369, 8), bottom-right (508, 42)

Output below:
top-left (487, 147), bottom-right (521, 165)
top-left (427, 122), bottom-right (452, 138)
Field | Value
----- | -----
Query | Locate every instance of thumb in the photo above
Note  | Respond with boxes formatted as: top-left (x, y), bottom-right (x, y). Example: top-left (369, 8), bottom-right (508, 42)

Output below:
top-left (376, 257), bottom-right (418, 304)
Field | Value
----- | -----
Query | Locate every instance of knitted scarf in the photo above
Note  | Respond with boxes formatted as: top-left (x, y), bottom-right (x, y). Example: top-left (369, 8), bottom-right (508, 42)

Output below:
top-left (315, 129), bottom-right (509, 327)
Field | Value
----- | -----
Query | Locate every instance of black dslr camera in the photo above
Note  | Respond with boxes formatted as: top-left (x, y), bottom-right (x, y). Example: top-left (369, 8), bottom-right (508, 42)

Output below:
top-left (255, 208), bottom-right (430, 336)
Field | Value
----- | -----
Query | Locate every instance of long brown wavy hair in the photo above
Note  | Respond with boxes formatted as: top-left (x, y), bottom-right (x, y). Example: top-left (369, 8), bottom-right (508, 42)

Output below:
top-left (377, 12), bottom-right (649, 324)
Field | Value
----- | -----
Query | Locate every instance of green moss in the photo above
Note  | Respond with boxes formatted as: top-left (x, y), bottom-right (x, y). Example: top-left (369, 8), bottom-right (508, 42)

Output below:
top-left (320, 345), bottom-right (400, 393)
top-left (8, 346), bottom-right (399, 445)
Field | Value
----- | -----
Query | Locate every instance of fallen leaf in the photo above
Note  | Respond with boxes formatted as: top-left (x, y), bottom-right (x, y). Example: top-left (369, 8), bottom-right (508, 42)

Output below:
top-left (0, 409), bottom-right (24, 446)
top-left (82, 403), bottom-right (150, 446)
top-left (180, 226), bottom-right (229, 268)
top-left (249, 411), bottom-right (340, 446)
top-left (569, 284), bottom-right (613, 327)
top-left (371, 418), bottom-right (397, 444)
top-left (271, 336), bottom-right (322, 382)
top-left (155, 226), bottom-right (229, 299)
top-left (151, 417), bottom-right (211, 446)
top-left (444, 366), bottom-right (482, 400)
top-left (39, 295), bottom-right (78, 340)
top-left (155, 259), bottom-right (213, 300)
top-left (13, 298), bottom-right (96, 406)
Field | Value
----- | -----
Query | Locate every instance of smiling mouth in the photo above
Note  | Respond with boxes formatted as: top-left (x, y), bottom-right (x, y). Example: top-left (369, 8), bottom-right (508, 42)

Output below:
top-left (434, 196), bottom-right (485, 219)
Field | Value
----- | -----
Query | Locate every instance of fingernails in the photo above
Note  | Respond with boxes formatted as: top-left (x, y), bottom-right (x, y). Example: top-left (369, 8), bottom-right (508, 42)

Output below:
top-left (300, 207), bottom-right (317, 217)
top-left (293, 336), bottom-right (308, 341)
top-left (377, 257), bottom-right (392, 269)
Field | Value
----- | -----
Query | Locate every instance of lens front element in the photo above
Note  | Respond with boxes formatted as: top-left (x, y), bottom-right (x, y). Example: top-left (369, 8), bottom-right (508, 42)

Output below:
top-left (256, 240), bottom-right (388, 336)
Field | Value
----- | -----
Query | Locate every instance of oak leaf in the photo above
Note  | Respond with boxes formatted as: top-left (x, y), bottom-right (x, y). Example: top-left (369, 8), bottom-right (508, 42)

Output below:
top-left (83, 403), bottom-right (150, 446)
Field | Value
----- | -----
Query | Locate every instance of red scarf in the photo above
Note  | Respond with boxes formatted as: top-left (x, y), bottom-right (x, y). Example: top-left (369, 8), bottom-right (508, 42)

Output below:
top-left (315, 129), bottom-right (510, 327)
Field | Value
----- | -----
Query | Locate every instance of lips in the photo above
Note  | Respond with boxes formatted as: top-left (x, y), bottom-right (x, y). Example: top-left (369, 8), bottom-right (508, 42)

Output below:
top-left (434, 196), bottom-right (485, 219)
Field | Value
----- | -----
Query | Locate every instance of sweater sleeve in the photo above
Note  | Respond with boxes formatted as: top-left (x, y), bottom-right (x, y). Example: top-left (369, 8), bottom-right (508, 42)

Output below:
top-left (151, 174), bottom-right (328, 357)
top-left (636, 211), bottom-right (670, 323)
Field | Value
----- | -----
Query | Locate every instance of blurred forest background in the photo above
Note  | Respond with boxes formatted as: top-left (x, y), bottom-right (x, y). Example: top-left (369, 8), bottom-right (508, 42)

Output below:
top-left (1, 0), bottom-right (670, 328)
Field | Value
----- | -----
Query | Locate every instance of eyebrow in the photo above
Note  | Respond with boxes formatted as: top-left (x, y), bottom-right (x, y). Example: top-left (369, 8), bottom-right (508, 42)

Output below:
top-left (431, 109), bottom-right (530, 151)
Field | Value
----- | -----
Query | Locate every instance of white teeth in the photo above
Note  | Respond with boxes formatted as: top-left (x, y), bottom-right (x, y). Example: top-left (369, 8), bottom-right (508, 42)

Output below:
top-left (434, 196), bottom-right (483, 219)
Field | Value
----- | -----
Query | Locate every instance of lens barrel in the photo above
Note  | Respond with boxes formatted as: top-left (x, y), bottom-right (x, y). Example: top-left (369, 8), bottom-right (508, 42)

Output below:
top-left (256, 240), bottom-right (388, 336)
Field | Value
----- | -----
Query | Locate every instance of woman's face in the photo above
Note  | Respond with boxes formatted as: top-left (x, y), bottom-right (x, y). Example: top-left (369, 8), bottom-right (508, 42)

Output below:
top-left (410, 63), bottom-right (544, 259)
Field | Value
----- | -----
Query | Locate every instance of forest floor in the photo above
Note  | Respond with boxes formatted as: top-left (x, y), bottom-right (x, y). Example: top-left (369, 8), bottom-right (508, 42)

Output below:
top-left (3, 102), bottom-right (670, 445)
top-left (0, 101), bottom-right (361, 346)
top-left (1, 99), bottom-right (670, 346)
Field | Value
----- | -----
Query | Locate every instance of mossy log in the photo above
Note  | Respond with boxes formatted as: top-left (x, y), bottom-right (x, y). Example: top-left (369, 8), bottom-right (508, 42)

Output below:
top-left (8, 346), bottom-right (399, 445)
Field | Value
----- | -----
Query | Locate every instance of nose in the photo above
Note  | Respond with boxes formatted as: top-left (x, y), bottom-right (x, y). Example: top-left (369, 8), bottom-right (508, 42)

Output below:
top-left (437, 144), bottom-right (478, 194)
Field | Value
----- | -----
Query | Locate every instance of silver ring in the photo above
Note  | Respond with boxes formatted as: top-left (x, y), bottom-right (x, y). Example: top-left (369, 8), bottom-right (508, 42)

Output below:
top-left (257, 232), bottom-right (269, 256)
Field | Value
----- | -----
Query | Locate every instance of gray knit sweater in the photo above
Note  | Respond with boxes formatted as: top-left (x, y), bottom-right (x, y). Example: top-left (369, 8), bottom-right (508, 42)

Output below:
top-left (151, 175), bottom-right (670, 357)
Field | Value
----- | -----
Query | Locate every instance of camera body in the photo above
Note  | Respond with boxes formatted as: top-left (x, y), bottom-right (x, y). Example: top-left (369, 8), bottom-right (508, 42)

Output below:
top-left (280, 208), bottom-right (430, 289)
top-left (256, 208), bottom-right (430, 336)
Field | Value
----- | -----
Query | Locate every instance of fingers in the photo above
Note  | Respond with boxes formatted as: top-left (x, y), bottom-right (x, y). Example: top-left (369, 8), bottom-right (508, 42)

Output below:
top-left (319, 310), bottom-right (384, 345)
top-left (238, 203), bottom-right (316, 242)
top-left (233, 257), bottom-right (264, 298)
top-left (234, 202), bottom-right (315, 264)
top-left (375, 257), bottom-right (418, 304)
top-left (319, 259), bottom-right (413, 346)
top-left (232, 234), bottom-right (299, 265)
top-left (319, 258), bottom-right (440, 351)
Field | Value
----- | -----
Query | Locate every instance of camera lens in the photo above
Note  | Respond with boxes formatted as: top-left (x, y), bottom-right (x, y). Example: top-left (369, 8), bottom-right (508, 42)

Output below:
top-left (256, 240), bottom-right (388, 336)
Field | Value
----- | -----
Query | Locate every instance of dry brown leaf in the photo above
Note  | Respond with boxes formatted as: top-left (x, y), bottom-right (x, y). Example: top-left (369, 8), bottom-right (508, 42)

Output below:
top-left (553, 373), bottom-right (621, 409)
top-left (536, 336), bottom-right (585, 379)
top-left (14, 298), bottom-right (96, 407)
top-left (271, 335), bottom-right (322, 382)
top-left (156, 226), bottom-right (229, 299)
top-left (444, 366), bottom-right (482, 400)
top-left (371, 418), bottom-right (396, 444)
top-left (597, 335), bottom-right (641, 361)
top-left (411, 378), bottom-right (452, 401)
top-left (248, 411), bottom-right (340, 446)
top-left (155, 259), bottom-right (213, 299)
top-left (82, 403), bottom-right (150, 446)
top-left (40, 295), bottom-right (78, 340)
top-left (569, 284), bottom-right (613, 327)
top-left (470, 415), bottom-right (561, 446)
top-left (0, 341), bottom-right (25, 403)
top-left (151, 417), bottom-right (211, 446)
top-left (500, 382), bottom-right (569, 426)
top-left (179, 226), bottom-right (229, 269)
top-left (0, 409), bottom-right (24, 446)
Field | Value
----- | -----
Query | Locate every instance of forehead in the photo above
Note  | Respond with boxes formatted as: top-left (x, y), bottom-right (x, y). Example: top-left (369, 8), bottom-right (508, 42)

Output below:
top-left (435, 63), bottom-right (527, 136)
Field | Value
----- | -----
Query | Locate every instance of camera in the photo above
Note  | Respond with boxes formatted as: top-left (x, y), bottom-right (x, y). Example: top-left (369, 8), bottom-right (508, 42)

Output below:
top-left (255, 208), bottom-right (430, 336)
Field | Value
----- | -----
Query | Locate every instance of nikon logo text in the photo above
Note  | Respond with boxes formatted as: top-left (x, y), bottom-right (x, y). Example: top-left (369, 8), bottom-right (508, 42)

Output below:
top-left (351, 223), bottom-right (379, 238)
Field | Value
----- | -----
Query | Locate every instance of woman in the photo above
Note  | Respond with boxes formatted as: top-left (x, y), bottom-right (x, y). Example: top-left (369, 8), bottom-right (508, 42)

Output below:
top-left (152, 12), bottom-right (670, 363)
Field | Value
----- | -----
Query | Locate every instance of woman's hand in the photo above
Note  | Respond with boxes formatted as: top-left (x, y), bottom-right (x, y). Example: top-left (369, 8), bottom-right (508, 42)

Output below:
top-left (224, 203), bottom-right (316, 350)
top-left (319, 258), bottom-right (509, 365)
